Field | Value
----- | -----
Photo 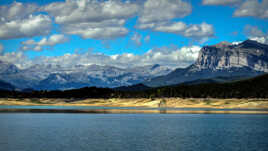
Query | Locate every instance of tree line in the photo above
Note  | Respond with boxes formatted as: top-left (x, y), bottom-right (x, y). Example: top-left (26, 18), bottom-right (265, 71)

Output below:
top-left (1, 74), bottom-right (268, 99)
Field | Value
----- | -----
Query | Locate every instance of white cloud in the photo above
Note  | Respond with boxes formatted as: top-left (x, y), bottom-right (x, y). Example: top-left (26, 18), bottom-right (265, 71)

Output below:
top-left (0, 2), bottom-right (52, 40)
top-left (0, 0), bottom-right (213, 41)
top-left (131, 33), bottom-right (151, 46)
top-left (0, 1), bottom-right (38, 21)
top-left (139, 0), bottom-right (192, 24)
top-left (137, 21), bottom-right (214, 43)
top-left (202, 0), bottom-right (242, 5)
top-left (44, 45), bottom-right (201, 69)
top-left (136, 0), bottom-right (213, 43)
top-left (244, 25), bottom-right (268, 44)
top-left (41, 0), bottom-right (139, 39)
top-left (42, 0), bottom-right (139, 24)
top-left (131, 33), bottom-right (142, 46)
top-left (39, 34), bottom-right (69, 46)
top-left (62, 21), bottom-right (128, 39)
top-left (232, 41), bottom-right (242, 45)
top-left (0, 14), bottom-right (52, 40)
top-left (202, 0), bottom-right (268, 19)
top-left (0, 51), bottom-right (32, 69)
top-left (21, 34), bottom-right (69, 51)
top-left (234, 0), bottom-right (268, 18)
top-left (249, 37), bottom-right (268, 44)
top-left (0, 45), bottom-right (201, 69)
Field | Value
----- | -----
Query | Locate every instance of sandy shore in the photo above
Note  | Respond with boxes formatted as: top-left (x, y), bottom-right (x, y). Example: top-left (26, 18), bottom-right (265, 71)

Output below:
top-left (1, 98), bottom-right (268, 109)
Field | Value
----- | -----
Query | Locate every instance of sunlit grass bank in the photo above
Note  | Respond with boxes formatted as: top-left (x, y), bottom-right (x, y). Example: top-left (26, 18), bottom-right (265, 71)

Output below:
top-left (1, 98), bottom-right (268, 109)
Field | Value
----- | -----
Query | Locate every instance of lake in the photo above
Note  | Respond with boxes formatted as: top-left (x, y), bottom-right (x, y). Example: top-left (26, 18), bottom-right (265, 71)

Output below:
top-left (0, 113), bottom-right (268, 151)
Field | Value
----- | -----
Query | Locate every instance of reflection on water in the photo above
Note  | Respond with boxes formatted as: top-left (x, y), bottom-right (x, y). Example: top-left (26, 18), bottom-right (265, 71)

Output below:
top-left (159, 107), bottom-right (167, 114)
top-left (0, 113), bottom-right (268, 151)
top-left (1, 105), bottom-right (268, 114)
top-left (1, 105), bottom-right (268, 111)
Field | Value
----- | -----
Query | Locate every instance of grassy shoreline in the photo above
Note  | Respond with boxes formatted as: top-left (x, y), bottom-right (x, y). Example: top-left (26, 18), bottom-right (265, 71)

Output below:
top-left (1, 98), bottom-right (268, 109)
top-left (1, 98), bottom-right (268, 114)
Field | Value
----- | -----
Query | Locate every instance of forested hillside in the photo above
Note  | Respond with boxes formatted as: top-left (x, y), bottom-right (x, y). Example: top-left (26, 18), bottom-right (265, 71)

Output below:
top-left (1, 74), bottom-right (268, 99)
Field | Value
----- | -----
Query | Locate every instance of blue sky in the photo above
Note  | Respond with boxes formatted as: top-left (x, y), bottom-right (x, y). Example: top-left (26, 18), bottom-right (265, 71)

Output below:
top-left (0, 0), bottom-right (267, 68)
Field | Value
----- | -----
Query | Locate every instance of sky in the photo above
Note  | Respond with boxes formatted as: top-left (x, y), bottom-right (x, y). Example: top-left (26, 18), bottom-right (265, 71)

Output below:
top-left (0, 0), bottom-right (268, 69)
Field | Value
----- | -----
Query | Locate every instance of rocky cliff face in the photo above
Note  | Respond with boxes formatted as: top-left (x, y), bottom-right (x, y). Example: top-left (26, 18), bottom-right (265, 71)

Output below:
top-left (144, 40), bottom-right (268, 87)
top-left (195, 40), bottom-right (268, 72)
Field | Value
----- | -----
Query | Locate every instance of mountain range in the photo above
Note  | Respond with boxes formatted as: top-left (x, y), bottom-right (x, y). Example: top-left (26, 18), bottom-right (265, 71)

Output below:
top-left (0, 39), bottom-right (267, 90)
top-left (144, 40), bottom-right (268, 87)
top-left (0, 61), bottom-right (171, 90)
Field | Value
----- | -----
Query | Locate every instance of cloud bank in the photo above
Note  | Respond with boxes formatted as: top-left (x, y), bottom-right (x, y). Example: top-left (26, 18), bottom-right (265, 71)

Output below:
top-left (234, 0), bottom-right (268, 18)
top-left (0, 45), bottom-right (201, 69)
top-left (0, 0), bottom-right (215, 42)
top-left (42, 0), bottom-right (139, 39)
top-left (136, 0), bottom-right (214, 43)
top-left (202, 0), bottom-right (268, 19)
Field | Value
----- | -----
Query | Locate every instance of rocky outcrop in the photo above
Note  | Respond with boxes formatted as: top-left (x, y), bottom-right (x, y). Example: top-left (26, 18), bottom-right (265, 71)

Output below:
top-left (144, 40), bottom-right (268, 87)
top-left (195, 40), bottom-right (268, 72)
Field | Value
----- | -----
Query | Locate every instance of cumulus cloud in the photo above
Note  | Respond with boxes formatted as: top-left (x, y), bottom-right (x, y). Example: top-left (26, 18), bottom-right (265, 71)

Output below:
top-left (137, 0), bottom-right (192, 28)
top-left (42, 0), bottom-right (139, 24)
top-left (0, 51), bottom-right (32, 68)
top-left (61, 20), bottom-right (128, 39)
top-left (138, 21), bottom-right (214, 43)
top-left (0, 2), bottom-right (52, 40)
top-left (0, 45), bottom-right (201, 69)
top-left (202, 0), bottom-right (268, 19)
top-left (135, 45), bottom-right (201, 68)
top-left (244, 25), bottom-right (268, 44)
top-left (41, 0), bottom-right (139, 39)
top-left (0, 1), bottom-right (38, 21)
top-left (0, 0), bottom-right (213, 41)
top-left (21, 34), bottom-right (69, 51)
top-left (0, 14), bottom-right (52, 40)
top-left (37, 45), bottom-right (201, 69)
top-left (136, 0), bottom-right (213, 43)
top-left (202, 0), bottom-right (242, 5)
top-left (234, 0), bottom-right (268, 18)
top-left (138, 0), bottom-right (191, 24)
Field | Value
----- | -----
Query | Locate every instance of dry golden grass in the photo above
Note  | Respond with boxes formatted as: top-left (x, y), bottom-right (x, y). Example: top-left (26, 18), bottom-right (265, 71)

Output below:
top-left (1, 98), bottom-right (268, 109)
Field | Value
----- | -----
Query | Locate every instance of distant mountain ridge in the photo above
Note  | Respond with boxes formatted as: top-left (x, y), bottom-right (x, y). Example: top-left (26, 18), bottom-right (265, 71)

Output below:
top-left (0, 80), bottom-right (16, 91)
top-left (0, 62), bottom-right (171, 90)
top-left (2, 73), bottom-right (268, 99)
top-left (144, 40), bottom-right (268, 87)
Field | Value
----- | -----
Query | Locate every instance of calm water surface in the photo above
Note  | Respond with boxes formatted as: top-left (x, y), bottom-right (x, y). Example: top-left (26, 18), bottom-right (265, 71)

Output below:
top-left (1, 105), bottom-right (268, 111)
top-left (0, 113), bottom-right (268, 151)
